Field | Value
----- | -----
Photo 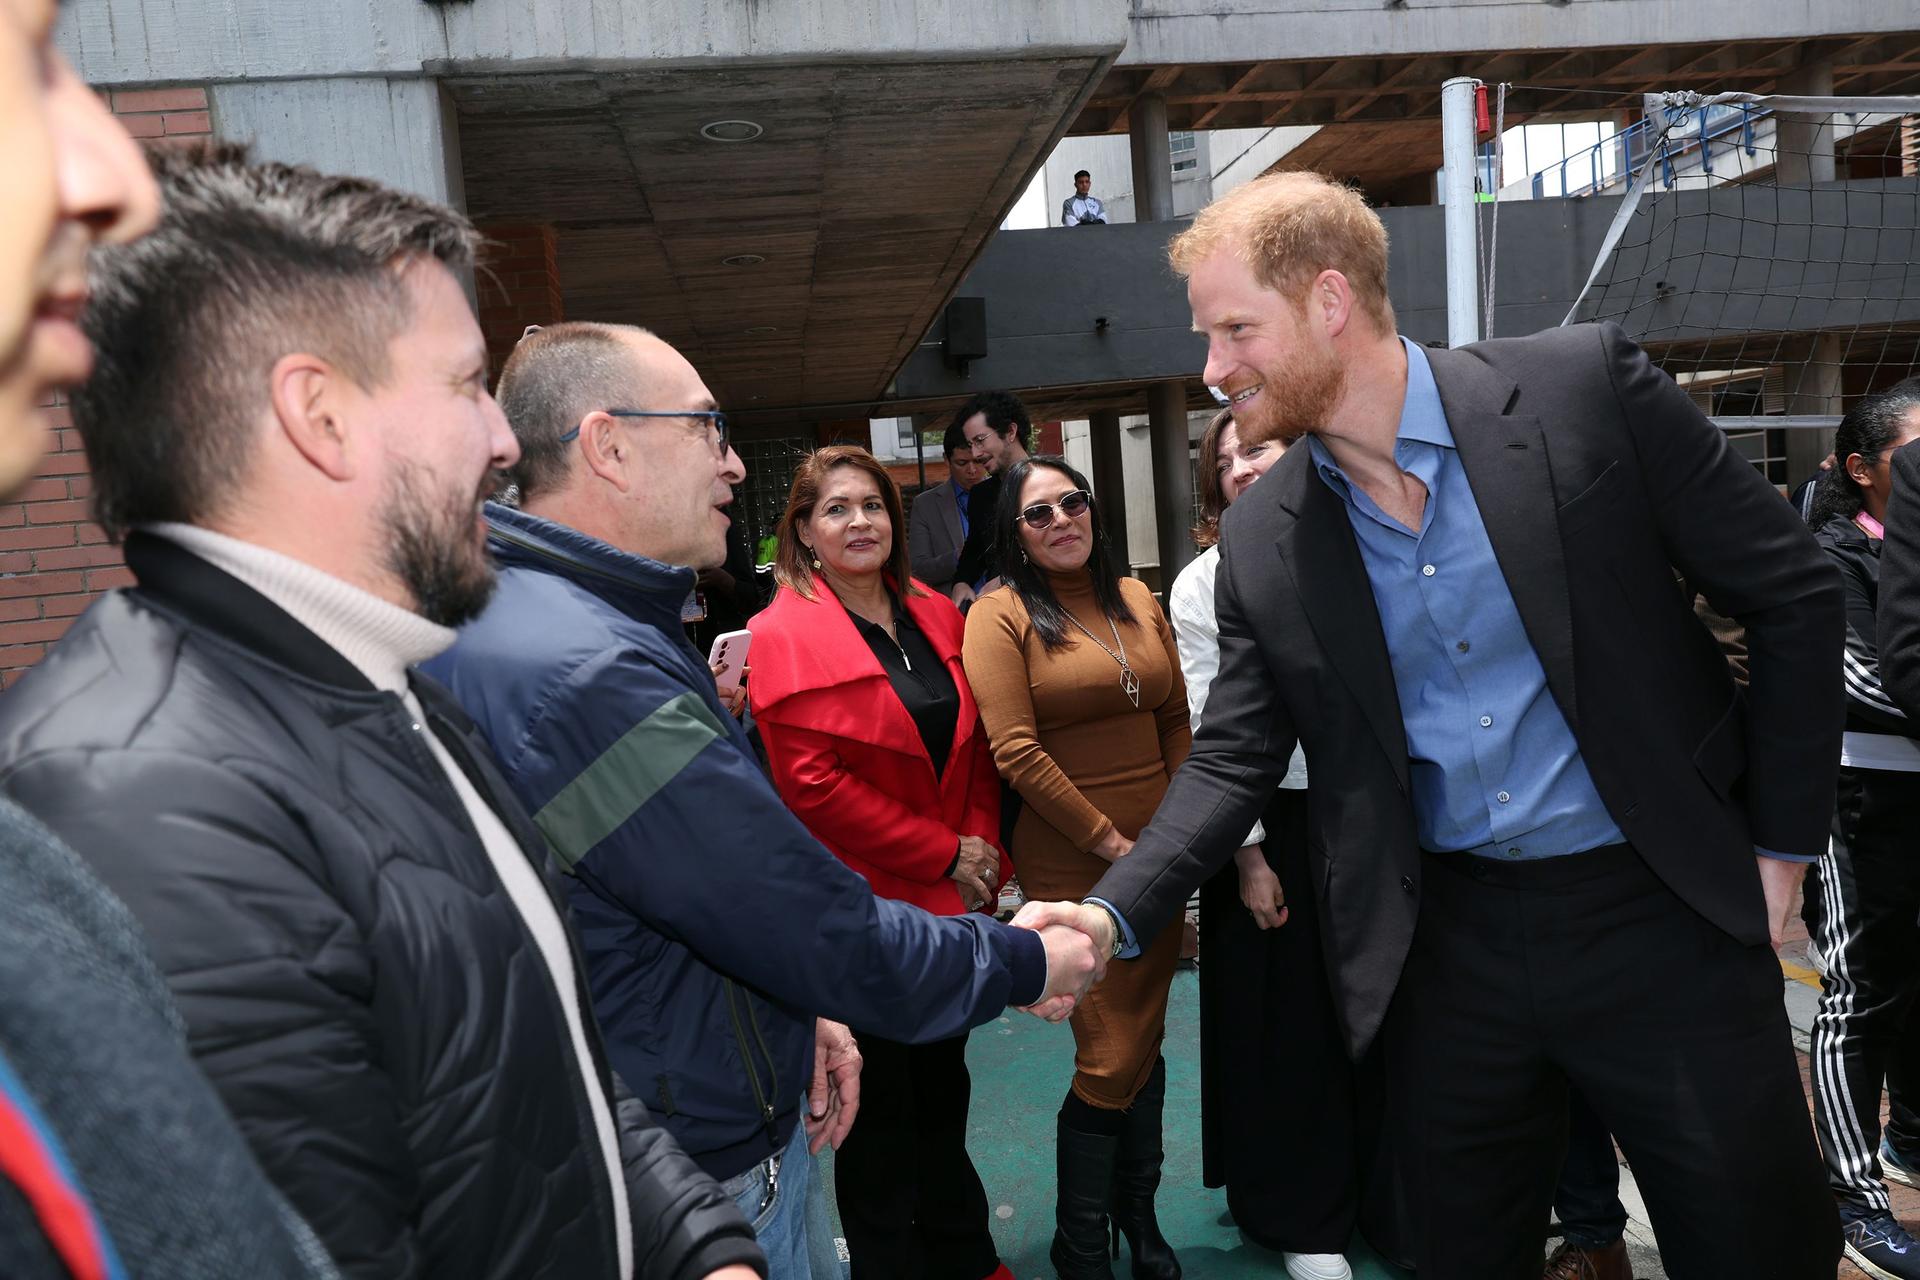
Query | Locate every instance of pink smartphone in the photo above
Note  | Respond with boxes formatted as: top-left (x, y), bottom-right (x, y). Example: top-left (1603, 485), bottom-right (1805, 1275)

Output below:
top-left (707, 629), bottom-right (752, 693)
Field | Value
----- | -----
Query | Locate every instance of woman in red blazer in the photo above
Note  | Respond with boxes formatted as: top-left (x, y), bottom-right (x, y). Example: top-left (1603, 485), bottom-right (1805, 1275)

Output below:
top-left (750, 445), bottom-right (1013, 1280)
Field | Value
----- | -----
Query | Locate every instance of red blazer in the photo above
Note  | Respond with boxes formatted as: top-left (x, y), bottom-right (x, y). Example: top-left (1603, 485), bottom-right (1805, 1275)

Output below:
top-left (748, 579), bottom-right (1008, 916)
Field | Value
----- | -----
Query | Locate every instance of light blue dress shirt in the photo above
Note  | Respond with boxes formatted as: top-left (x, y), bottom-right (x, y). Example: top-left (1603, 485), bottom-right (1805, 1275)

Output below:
top-left (1307, 339), bottom-right (1622, 860)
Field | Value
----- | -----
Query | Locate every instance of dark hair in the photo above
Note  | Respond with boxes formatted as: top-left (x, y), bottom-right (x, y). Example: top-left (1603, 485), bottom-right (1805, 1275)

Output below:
top-left (1192, 407), bottom-right (1235, 550)
top-left (772, 445), bottom-right (921, 601)
top-left (1807, 375), bottom-right (1920, 531)
top-left (996, 456), bottom-right (1134, 652)
top-left (73, 143), bottom-right (479, 540)
top-left (495, 321), bottom-right (653, 502)
top-left (1074, 170), bottom-right (1091, 182)
top-left (948, 390), bottom-right (1032, 452)
top-left (942, 419), bottom-right (971, 460)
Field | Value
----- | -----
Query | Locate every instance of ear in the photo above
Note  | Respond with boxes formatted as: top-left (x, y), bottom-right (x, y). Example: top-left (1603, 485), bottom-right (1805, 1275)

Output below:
top-left (1846, 452), bottom-right (1874, 487)
top-left (577, 412), bottom-right (631, 493)
top-left (1311, 268), bottom-right (1357, 340)
top-left (269, 352), bottom-right (355, 482)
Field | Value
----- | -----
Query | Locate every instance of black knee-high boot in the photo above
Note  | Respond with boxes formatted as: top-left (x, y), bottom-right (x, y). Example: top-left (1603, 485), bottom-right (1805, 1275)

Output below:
top-left (1111, 1058), bottom-right (1180, 1280)
top-left (1051, 1107), bottom-right (1120, 1280)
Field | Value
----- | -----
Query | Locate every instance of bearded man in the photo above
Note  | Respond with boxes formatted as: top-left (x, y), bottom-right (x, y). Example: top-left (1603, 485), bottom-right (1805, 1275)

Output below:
top-left (0, 144), bottom-right (765, 1280)
top-left (1017, 170), bottom-right (1844, 1279)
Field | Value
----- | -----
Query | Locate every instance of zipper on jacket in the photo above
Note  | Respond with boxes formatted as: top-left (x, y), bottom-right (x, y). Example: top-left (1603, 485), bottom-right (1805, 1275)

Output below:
top-left (722, 979), bottom-right (782, 1147)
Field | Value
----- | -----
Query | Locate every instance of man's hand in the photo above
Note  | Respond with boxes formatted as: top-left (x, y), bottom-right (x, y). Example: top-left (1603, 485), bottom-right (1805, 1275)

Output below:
top-left (1234, 844), bottom-right (1288, 931)
top-left (951, 836), bottom-right (999, 911)
top-left (702, 1270), bottom-right (760, 1280)
top-left (806, 1019), bottom-right (862, 1155)
top-left (1009, 900), bottom-right (1114, 1021)
top-left (709, 662), bottom-right (747, 719)
top-left (1758, 854), bottom-right (1809, 952)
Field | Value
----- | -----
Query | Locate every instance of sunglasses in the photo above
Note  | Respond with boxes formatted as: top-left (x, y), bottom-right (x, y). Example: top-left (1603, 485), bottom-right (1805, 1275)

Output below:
top-left (1019, 489), bottom-right (1093, 530)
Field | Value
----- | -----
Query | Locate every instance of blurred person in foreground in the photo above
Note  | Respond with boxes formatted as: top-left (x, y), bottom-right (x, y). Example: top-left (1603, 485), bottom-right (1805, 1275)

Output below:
top-left (749, 445), bottom-right (1015, 1280)
top-left (424, 323), bottom-right (1105, 1278)
top-left (964, 458), bottom-right (1191, 1280)
top-left (1020, 169), bottom-right (1843, 1279)
top-left (0, 5), bottom-right (340, 1277)
top-left (0, 145), bottom-right (764, 1280)
top-left (1168, 410), bottom-right (1357, 1280)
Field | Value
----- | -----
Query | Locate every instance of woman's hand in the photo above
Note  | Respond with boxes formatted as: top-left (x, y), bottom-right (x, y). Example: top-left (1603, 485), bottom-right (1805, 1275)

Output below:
top-left (1234, 843), bottom-right (1288, 930)
top-left (951, 835), bottom-right (999, 910)
top-left (708, 661), bottom-right (747, 719)
top-left (1091, 826), bottom-right (1135, 863)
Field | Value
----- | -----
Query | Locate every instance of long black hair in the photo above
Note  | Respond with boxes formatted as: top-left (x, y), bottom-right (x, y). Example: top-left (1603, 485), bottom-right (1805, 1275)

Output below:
top-left (995, 456), bottom-right (1135, 652)
top-left (1807, 375), bottom-right (1920, 531)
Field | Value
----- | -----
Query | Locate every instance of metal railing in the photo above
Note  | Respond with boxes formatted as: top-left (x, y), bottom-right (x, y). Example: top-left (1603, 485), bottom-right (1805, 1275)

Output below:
top-left (1528, 102), bottom-right (1770, 200)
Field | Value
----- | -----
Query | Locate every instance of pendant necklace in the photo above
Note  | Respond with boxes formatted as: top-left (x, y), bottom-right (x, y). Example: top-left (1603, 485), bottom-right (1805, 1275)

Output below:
top-left (1060, 608), bottom-right (1140, 708)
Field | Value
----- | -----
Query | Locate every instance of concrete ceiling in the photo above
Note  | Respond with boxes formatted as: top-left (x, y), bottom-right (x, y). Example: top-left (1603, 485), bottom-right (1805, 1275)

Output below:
top-left (450, 56), bottom-right (1109, 418)
top-left (1070, 32), bottom-right (1920, 133)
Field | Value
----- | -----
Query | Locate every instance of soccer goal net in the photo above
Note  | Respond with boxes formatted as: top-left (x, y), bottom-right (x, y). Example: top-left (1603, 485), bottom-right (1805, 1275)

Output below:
top-left (1555, 91), bottom-right (1920, 456)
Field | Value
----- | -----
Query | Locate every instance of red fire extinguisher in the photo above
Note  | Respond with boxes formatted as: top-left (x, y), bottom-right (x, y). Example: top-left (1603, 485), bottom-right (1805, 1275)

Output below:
top-left (1474, 82), bottom-right (1492, 139)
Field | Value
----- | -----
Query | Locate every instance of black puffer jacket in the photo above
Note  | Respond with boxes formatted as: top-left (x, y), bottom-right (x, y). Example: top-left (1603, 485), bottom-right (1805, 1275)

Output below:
top-left (0, 535), bottom-right (765, 1280)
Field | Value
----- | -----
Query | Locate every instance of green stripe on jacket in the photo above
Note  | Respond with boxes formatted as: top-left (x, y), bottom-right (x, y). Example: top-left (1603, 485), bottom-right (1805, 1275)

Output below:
top-left (533, 689), bottom-right (726, 870)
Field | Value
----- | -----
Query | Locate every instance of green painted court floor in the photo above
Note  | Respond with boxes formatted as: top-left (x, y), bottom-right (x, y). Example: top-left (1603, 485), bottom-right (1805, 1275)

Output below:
top-left (836, 968), bottom-right (1412, 1279)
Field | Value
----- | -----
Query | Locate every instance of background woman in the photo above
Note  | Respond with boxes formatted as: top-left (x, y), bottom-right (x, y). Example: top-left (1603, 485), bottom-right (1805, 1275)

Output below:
top-left (1802, 379), bottom-right (1920, 1279)
top-left (1167, 411), bottom-right (1354, 1280)
top-left (748, 445), bottom-right (1014, 1280)
top-left (962, 457), bottom-right (1190, 1280)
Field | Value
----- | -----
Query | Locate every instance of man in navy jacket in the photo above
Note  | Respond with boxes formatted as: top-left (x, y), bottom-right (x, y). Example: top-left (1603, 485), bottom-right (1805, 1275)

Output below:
top-left (429, 321), bottom-right (1102, 1277)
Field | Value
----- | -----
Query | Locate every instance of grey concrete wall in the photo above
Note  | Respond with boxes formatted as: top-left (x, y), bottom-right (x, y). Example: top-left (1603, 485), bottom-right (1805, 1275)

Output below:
top-left (1124, 0), bottom-right (1920, 65)
top-left (895, 177), bottom-right (1920, 398)
top-left (211, 78), bottom-right (466, 205)
top-left (59, 0), bottom-right (1130, 86)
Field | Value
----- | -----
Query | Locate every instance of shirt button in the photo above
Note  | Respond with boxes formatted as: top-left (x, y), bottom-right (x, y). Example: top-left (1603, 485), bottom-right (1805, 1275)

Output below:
top-left (1421, 564), bottom-right (1436, 577)
top-left (1497, 791), bottom-right (1511, 804)
top-left (1479, 715), bottom-right (1494, 728)
top-left (1400, 875), bottom-right (1415, 894)
top-left (1457, 640), bottom-right (1470, 653)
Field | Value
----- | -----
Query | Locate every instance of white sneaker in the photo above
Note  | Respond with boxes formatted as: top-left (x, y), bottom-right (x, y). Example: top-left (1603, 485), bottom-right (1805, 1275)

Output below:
top-left (1283, 1254), bottom-right (1353, 1280)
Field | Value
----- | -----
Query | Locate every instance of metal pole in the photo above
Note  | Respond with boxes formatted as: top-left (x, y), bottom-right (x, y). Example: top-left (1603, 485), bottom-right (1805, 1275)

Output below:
top-left (1088, 410), bottom-right (1132, 576)
top-left (1440, 76), bottom-right (1481, 347)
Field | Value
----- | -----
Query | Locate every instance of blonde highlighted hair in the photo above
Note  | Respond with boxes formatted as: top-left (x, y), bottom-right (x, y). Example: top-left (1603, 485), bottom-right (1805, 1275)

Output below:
top-left (1168, 170), bottom-right (1395, 333)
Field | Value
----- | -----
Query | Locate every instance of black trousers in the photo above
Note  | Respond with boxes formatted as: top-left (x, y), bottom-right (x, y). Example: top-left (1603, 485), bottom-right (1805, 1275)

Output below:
top-left (834, 1030), bottom-right (999, 1280)
top-left (1553, 1088), bottom-right (1626, 1249)
top-left (1811, 765), bottom-right (1920, 1218)
top-left (1386, 843), bottom-right (1837, 1280)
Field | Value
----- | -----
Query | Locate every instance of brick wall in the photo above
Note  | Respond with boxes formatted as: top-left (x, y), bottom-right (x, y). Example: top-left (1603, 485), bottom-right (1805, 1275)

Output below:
top-left (0, 87), bottom-right (211, 689)
top-left (476, 223), bottom-right (565, 374)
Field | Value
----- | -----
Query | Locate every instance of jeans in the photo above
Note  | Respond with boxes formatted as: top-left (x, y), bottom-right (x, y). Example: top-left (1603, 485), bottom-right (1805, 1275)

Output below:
top-left (722, 1116), bottom-right (848, 1280)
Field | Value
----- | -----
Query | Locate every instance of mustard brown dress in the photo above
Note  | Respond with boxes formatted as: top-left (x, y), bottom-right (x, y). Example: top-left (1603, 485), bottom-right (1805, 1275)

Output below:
top-left (962, 570), bottom-right (1191, 1109)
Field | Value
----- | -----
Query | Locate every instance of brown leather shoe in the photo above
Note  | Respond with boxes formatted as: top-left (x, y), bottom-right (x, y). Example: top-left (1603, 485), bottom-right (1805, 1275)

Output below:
top-left (1542, 1238), bottom-right (1631, 1280)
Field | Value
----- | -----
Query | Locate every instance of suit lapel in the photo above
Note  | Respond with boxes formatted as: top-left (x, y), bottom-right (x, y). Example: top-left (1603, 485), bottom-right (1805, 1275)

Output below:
top-left (1268, 452), bottom-right (1411, 790)
top-left (1427, 345), bottom-right (1580, 733)
top-left (941, 483), bottom-right (964, 550)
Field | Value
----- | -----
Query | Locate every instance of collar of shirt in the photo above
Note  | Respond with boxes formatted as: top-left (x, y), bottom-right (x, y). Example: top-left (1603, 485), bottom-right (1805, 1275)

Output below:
top-left (1308, 337), bottom-right (1449, 537)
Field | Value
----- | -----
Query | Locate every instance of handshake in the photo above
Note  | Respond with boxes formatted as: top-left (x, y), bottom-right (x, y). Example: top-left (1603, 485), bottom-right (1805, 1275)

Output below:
top-left (1006, 900), bottom-right (1118, 1023)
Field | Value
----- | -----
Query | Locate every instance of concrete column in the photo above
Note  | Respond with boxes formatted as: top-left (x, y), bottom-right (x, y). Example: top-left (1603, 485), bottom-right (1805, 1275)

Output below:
top-left (1088, 410), bottom-right (1132, 574)
top-left (1776, 58), bottom-right (1841, 487)
top-left (1147, 384), bottom-right (1194, 586)
top-left (1128, 93), bottom-right (1174, 223)
top-left (210, 77), bottom-right (466, 208)
top-left (1130, 94), bottom-right (1190, 581)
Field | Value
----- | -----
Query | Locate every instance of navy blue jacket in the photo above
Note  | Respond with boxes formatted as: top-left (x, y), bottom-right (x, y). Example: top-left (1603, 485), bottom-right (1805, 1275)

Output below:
top-left (427, 506), bottom-right (1045, 1179)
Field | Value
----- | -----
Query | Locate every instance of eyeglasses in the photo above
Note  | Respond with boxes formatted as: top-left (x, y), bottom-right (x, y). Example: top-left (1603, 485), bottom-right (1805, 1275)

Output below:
top-left (1019, 489), bottom-right (1093, 530)
top-left (560, 409), bottom-right (729, 454)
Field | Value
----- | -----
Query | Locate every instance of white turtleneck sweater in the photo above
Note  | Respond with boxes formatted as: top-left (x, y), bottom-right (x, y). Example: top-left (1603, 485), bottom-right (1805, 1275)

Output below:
top-left (145, 522), bottom-right (634, 1280)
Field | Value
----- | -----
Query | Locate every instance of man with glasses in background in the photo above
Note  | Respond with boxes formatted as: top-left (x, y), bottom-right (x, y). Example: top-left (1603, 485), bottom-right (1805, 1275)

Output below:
top-left (426, 321), bottom-right (1105, 1279)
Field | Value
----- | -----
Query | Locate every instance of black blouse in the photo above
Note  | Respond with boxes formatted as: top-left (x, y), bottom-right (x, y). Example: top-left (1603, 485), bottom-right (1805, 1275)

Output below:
top-left (850, 603), bottom-right (960, 779)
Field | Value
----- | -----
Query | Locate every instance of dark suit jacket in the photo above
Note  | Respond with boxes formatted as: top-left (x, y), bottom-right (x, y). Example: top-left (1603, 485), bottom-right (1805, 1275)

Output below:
top-left (909, 479), bottom-right (966, 590)
top-left (1091, 323), bottom-right (1845, 1057)
top-left (1878, 439), bottom-right (1920, 720)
